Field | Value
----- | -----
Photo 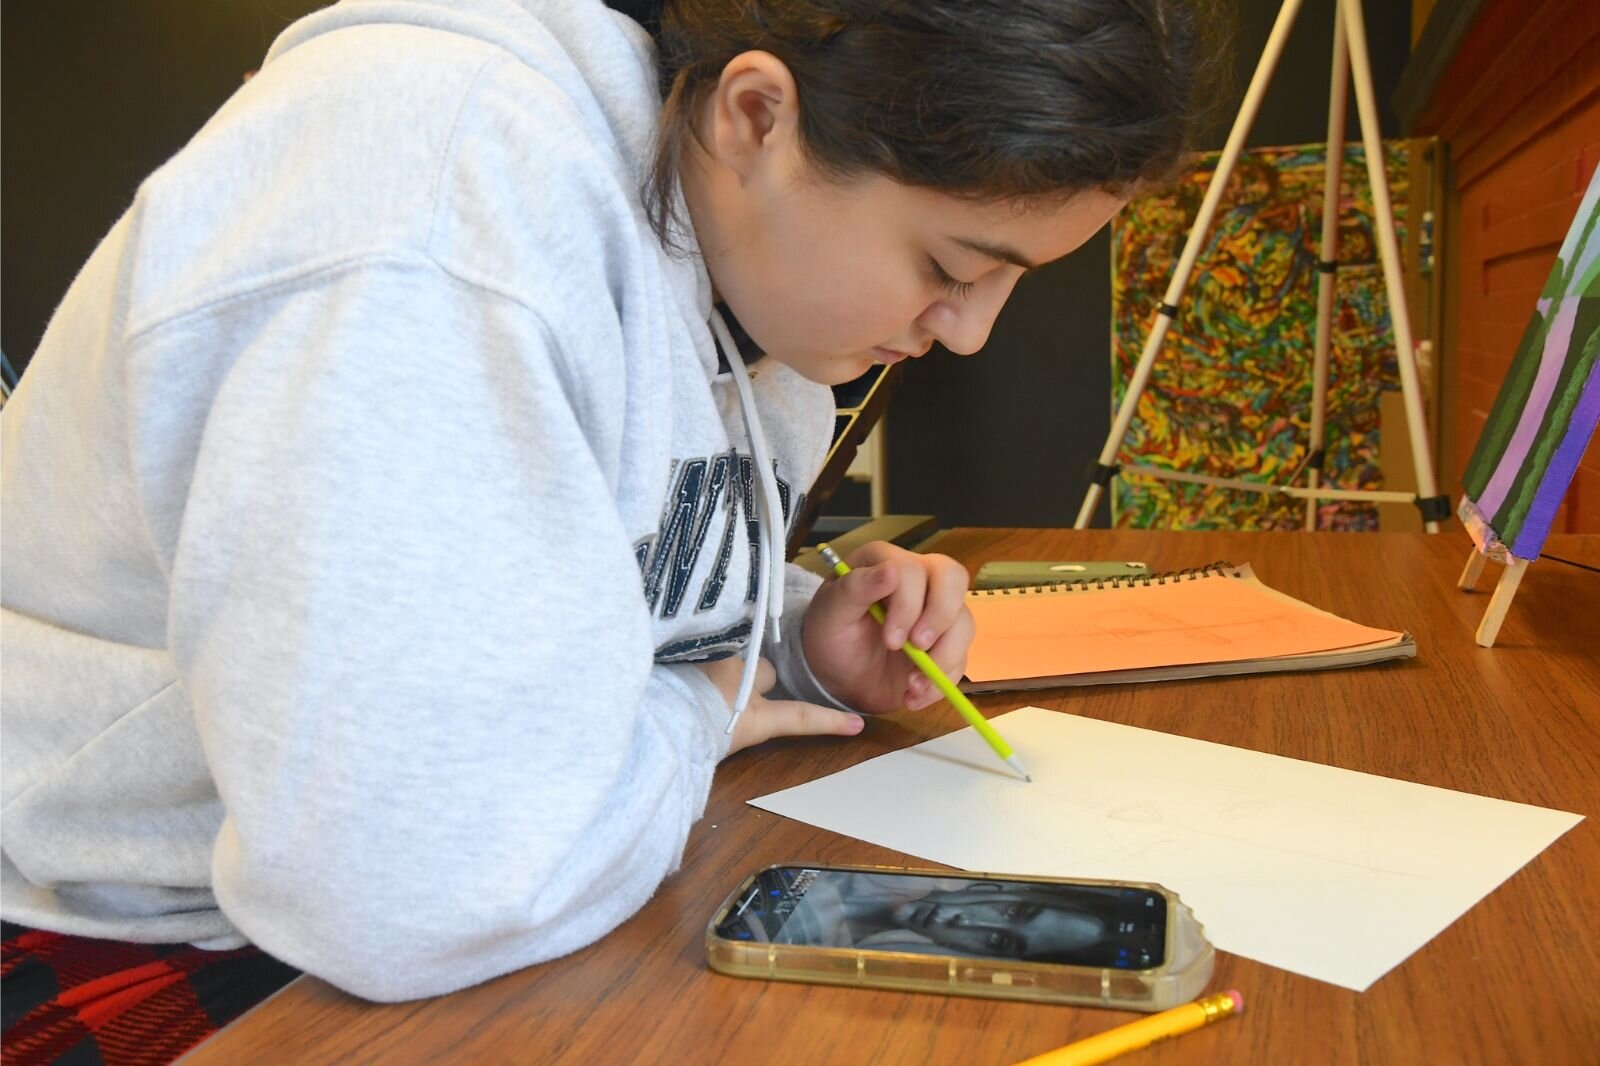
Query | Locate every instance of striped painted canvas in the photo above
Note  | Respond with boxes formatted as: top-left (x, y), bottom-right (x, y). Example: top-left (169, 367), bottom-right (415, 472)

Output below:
top-left (1459, 165), bottom-right (1600, 561)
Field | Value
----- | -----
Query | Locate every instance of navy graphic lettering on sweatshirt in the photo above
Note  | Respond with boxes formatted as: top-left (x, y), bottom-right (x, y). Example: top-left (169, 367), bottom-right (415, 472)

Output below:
top-left (653, 620), bottom-right (752, 664)
top-left (637, 450), bottom-right (806, 662)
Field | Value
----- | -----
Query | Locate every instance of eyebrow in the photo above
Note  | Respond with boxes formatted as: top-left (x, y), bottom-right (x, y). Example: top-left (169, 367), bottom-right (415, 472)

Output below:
top-left (952, 236), bottom-right (1038, 271)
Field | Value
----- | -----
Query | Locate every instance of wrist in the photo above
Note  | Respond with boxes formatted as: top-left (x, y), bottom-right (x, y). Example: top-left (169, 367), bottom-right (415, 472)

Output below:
top-left (789, 608), bottom-right (863, 713)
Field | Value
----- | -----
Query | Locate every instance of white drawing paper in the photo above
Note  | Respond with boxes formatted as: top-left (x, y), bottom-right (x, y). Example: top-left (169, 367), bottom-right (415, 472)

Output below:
top-left (748, 707), bottom-right (1583, 990)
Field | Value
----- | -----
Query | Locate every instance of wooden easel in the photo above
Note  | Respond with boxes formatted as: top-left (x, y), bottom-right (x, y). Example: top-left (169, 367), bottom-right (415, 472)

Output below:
top-left (1455, 549), bottom-right (1529, 648)
top-left (1075, 0), bottom-right (1450, 532)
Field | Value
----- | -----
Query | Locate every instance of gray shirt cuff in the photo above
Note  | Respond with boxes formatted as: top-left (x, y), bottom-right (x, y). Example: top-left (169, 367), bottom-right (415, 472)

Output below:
top-left (764, 565), bottom-right (860, 714)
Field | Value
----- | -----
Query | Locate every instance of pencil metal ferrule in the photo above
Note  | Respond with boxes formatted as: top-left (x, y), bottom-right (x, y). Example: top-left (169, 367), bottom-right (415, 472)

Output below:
top-left (1197, 992), bottom-right (1239, 1022)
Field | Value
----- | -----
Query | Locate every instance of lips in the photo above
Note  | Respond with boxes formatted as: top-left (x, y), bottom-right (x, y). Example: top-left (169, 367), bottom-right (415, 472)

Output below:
top-left (872, 346), bottom-right (926, 364)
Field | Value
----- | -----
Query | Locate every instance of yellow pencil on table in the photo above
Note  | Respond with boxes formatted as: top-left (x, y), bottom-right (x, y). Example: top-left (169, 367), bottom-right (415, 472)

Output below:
top-left (816, 543), bottom-right (1030, 783)
top-left (1013, 990), bottom-right (1244, 1066)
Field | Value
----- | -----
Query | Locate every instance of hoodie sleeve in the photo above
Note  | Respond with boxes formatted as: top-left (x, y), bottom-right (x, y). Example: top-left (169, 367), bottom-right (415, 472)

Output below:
top-left (157, 259), bottom-right (730, 1002)
top-left (764, 564), bottom-right (858, 713)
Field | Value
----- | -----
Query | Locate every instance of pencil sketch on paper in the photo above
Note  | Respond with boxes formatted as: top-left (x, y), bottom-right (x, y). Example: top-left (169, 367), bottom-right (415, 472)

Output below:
top-left (748, 708), bottom-right (1583, 990)
top-left (978, 771), bottom-right (1421, 891)
top-left (1066, 604), bottom-right (1289, 649)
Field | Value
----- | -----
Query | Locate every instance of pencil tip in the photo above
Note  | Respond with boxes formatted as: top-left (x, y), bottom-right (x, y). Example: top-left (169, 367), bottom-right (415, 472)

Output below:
top-left (1005, 754), bottom-right (1032, 783)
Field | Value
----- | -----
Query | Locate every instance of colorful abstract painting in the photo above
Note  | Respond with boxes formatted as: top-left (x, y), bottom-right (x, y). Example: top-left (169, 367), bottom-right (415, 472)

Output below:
top-left (1459, 166), bottom-right (1600, 562)
top-left (1109, 141), bottom-right (1410, 531)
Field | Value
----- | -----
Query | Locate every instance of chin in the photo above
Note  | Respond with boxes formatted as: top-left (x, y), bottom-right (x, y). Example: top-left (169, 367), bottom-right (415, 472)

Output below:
top-left (801, 360), bottom-right (870, 387)
top-left (847, 354), bottom-right (889, 382)
top-left (762, 348), bottom-right (876, 387)
top-left (833, 360), bottom-right (880, 386)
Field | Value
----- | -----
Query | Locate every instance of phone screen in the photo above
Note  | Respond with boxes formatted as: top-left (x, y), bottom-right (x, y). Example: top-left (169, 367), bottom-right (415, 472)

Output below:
top-left (714, 867), bottom-right (1167, 970)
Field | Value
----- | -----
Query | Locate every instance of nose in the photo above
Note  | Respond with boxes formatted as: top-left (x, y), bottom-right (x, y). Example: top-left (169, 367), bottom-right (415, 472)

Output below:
top-left (917, 274), bottom-right (1018, 355)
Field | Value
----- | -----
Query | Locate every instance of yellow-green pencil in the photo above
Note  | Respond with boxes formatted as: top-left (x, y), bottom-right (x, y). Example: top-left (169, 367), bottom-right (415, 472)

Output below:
top-left (817, 543), bottom-right (1031, 783)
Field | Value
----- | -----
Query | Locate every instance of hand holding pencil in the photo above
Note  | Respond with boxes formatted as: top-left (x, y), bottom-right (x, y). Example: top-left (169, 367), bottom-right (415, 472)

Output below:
top-left (709, 539), bottom-right (984, 757)
top-left (801, 540), bottom-right (977, 715)
top-left (813, 543), bottom-right (1030, 782)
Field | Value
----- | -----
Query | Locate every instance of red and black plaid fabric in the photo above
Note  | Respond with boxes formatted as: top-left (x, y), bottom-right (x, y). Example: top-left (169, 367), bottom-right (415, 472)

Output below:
top-left (1, 921), bottom-right (299, 1066)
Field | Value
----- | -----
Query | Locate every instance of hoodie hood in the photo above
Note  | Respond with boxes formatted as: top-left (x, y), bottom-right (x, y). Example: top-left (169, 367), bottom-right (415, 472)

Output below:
top-left (269, 0), bottom-right (788, 712)
top-left (268, 0), bottom-right (663, 186)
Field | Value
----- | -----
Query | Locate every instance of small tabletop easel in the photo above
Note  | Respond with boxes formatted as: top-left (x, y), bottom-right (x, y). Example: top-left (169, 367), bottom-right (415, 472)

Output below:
top-left (1075, 0), bottom-right (1450, 532)
top-left (1455, 538), bottom-right (1530, 648)
top-left (1452, 163), bottom-right (1599, 647)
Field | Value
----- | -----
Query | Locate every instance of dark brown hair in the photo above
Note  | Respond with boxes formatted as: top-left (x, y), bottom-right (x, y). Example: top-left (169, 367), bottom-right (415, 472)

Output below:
top-left (646, 0), bottom-right (1231, 245)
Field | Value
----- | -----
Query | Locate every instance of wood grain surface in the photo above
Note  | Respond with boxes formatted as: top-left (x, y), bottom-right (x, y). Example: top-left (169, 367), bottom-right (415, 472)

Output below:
top-left (184, 531), bottom-right (1600, 1066)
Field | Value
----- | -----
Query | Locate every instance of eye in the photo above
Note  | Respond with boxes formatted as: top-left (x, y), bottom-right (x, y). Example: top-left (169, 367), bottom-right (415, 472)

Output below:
top-left (987, 931), bottom-right (1018, 953)
top-left (927, 256), bottom-right (977, 300)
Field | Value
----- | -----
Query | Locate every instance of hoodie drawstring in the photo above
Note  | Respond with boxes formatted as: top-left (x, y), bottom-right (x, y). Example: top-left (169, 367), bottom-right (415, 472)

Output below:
top-left (710, 310), bottom-right (788, 734)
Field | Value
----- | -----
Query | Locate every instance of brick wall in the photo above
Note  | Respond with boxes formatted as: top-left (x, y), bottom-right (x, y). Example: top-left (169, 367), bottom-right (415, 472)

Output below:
top-left (1416, 0), bottom-right (1600, 533)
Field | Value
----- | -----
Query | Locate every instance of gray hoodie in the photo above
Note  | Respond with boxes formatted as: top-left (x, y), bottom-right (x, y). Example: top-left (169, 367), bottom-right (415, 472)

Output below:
top-left (1, 0), bottom-right (839, 1001)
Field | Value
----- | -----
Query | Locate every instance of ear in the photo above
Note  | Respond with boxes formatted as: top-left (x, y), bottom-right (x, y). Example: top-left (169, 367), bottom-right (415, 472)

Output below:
top-left (705, 50), bottom-right (800, 183)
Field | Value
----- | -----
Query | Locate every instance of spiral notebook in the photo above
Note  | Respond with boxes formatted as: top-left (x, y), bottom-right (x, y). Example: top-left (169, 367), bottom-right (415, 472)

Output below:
top-left (960, 561), bottom-right (1414, 692)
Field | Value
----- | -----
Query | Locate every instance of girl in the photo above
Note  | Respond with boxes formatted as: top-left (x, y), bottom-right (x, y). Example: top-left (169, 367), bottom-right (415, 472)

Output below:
top-left (1, 0), bottom-right (1217, 1016)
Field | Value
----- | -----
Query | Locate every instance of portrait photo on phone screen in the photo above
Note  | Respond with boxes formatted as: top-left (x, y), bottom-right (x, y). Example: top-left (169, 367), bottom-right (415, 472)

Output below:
top-left (714, 868), bottom-right (1167, 970)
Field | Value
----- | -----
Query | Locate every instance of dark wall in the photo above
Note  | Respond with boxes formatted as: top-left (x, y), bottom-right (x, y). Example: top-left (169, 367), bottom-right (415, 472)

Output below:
top-left (2, 1), bottom-right (327, 373)
top-left (4, 0), bottom-right (1409, 528)
top-left (883, 0), bottom-right (1414, 529)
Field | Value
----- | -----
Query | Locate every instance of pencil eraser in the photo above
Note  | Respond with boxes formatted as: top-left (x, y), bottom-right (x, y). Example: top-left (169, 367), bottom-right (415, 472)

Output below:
top-left (1226, 989), bottom-right (1244, 1014)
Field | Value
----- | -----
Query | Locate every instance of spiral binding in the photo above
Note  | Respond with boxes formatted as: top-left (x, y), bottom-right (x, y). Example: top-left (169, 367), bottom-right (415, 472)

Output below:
top-left (971, 560), bottom-right (1239, 596)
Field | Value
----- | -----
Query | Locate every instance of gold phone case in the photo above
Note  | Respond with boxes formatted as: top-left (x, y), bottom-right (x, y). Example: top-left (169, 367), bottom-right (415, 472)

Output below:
top-left (706, 863), bottom-right (1214, 1011)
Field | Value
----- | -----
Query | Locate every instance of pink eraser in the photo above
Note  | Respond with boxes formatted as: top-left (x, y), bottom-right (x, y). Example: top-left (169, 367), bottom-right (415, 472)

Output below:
top-left (1226, 989), bottom-right (1244, 1014)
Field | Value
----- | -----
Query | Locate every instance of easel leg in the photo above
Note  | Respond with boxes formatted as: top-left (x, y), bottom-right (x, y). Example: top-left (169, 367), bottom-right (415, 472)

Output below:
top-left (1305, 2), bottom-right (1350, 532)
top-left (1457, 549), bottom-right (1486, 591)
top-left (1340, 0), bottom-right (1443, 533)
top-left (1475, 556), bottom-right (1528, 648)
top-left (1075, 0), bottom-right (1308, 529)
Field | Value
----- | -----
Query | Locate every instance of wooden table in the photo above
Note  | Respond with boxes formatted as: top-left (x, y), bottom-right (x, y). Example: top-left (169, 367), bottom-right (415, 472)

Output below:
top-left (187, 530), bottom-right (1600, 1065)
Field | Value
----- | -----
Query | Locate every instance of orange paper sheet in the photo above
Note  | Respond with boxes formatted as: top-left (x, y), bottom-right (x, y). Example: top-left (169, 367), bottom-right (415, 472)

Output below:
top-left (964, 569), bottom-right (1403, 683)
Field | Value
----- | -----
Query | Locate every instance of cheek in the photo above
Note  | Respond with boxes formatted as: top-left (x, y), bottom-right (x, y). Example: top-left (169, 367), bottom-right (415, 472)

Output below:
top-left (750, 203), bottom-right (928, 349)
top-left (794, 199), bottom-right (925, 321)
top-left (821, 262), bottom-right (928, 339)
top-left (766, 270), bottom-right (898, 352)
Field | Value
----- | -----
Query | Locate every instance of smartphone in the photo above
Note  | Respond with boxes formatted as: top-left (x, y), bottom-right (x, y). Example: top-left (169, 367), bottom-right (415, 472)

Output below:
top-left (706, 864), bottom-right (1214, 1010)
top-left (973, 560), bottom-right (1149, 590)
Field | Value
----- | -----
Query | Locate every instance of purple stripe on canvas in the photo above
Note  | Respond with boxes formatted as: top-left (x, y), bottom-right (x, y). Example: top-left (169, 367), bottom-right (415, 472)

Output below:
top-left (1510, 356), bottom-right (1600, 559)
top-left (1476, 297), bottom-right (1580, 516)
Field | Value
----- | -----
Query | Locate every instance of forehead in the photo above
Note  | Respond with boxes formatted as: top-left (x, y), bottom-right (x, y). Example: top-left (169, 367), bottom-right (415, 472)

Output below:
top-left (883, 179), bottom-right (1127, 264)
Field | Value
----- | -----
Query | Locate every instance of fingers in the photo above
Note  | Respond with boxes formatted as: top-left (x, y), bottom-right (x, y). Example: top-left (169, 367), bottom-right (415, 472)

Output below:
top-left (801, 541), bottom-right (977, 715)
top-left (728, 697), bottom-right (864, 755)
top-left (874, 561), bottom-right (926, 651)
top-left (692, 655), bottom-right (777, 707)
top-left (839, 546), bottom-right (973, 713)
top-left (807, 560), bottom-right (905, 649)
top-left (910, 553), bottom-right (970, 650)
top-left (904, 672), bottom-right (938, 710)
top-left (904, 608), bottom-right (975, 710)
top-left (844, 544), bottom-right (969, 652)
